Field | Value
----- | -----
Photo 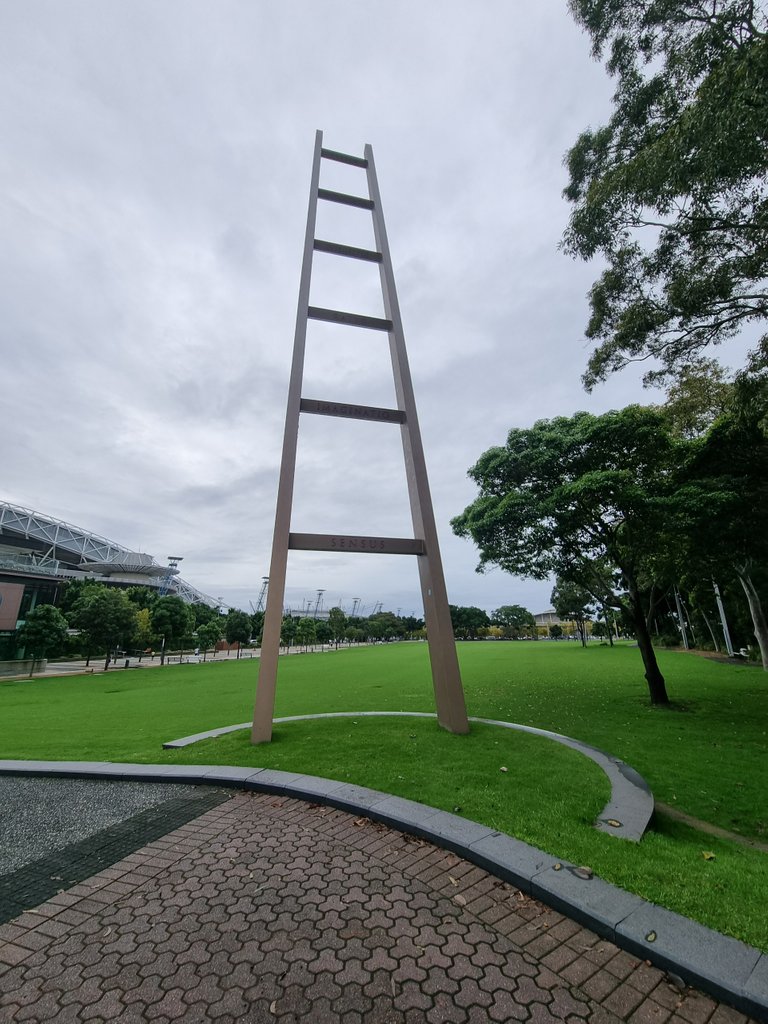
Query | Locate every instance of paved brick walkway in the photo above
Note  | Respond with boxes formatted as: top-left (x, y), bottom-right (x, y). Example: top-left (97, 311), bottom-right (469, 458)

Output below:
top-left (0, 793), bottom-right (758, 1023)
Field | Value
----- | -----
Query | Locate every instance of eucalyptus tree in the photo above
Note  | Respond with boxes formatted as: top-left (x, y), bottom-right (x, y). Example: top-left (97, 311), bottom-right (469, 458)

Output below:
top-left (563, 1), bottom-right (768, 388)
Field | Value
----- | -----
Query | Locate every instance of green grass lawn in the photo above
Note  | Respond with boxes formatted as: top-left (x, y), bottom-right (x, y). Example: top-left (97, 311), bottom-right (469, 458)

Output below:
top-left (1, 641), bottom-right (766, 950)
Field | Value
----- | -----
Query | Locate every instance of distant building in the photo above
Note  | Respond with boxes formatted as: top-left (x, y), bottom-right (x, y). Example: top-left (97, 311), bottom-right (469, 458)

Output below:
top-left (533, 609), bottom-right (562, 628)
top-left (0, 500), bottom-right (217, 659)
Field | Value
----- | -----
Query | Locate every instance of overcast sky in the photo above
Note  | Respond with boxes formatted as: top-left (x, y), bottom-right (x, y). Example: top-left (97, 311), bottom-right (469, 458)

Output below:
top-left (2, 0), bottom-right (679, 617)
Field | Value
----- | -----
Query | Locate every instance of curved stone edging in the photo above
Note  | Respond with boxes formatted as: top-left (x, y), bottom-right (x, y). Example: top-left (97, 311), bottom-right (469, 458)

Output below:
top-left (0, 758), bottom-right (764, 1020)
top-left (162, 710), bottom-right (654, 842)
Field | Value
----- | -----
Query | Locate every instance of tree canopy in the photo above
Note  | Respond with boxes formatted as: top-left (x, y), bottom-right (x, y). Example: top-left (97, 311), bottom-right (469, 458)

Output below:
top-left (225, 609), bottom-right (252, 656)
top-left (551, 579), bottom-right (595, 647)
top-left (673, 391), bottom-right (768, 664)
top-left (327, 607), bottom-right (347, 649)
top-left (196, 620), bottom-right (222, 660)
top-left (16, 604), bottom-right (69, 674)
top-left (490, 604), bottom-right (536, 635)
top-left (563, 0), bottom-right (768, 388)
top-left (449, 605), bottom-right (491, 640)
top-left (151, 596), bottom-right (194, 650)
top-left (69, 585), bottom-right (138, 668)
top-left (452, 406), bottom-right (680, 703)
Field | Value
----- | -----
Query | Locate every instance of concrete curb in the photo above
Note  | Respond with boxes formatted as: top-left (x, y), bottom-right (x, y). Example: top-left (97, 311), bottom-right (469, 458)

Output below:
top-left (162, 710), bottom-right (655, 842)
top-left (0, 759), bottom-right (765, 1020)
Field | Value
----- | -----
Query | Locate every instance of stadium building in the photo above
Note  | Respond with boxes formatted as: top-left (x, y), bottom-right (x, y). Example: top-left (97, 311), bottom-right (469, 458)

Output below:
top-left (0, 500), bottom-right (217, 658)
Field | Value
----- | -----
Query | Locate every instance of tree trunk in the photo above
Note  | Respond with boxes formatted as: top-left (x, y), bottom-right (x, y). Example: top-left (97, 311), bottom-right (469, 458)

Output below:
top-left (736, 568), bottom-right (768, 670)
top-left (628, 580), bottom-right (670, 705)
top-left (601, 605), bottom-right (615, 647)
top-left (699, 606), bottom-right (720, 651)
top-left (644, 584), bottom-right (663, 636)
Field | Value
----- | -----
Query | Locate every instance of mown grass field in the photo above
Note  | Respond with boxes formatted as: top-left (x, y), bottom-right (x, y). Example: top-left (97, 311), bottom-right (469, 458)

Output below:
top-left (1, 641), bottom-right (766, 949)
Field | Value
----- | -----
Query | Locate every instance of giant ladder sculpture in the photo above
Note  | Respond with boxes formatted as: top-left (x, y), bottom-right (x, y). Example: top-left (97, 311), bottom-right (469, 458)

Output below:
top-left (252, 131), bottom-right (469, 743)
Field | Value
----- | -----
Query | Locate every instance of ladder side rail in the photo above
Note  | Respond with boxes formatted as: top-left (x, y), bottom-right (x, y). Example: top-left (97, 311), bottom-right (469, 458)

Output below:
top-left (363, 144), bottom-right (469, 735)
top-left (252, 129), bottom-right (325, 744)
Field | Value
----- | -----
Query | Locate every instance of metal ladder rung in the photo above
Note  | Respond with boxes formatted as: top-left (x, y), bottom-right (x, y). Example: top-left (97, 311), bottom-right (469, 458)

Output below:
top-left (300, 398), bottom-right (404, 423)
top-left (318, 188), bottom-right (374, 210)
top-left (308, 306), bottom-right (392, 331)
top-left (321, 147), bottom-right (367, 168)
top-left (289, 532), bottom-right (424, 555)
top-left (314, 239), bottom-right (382, 262)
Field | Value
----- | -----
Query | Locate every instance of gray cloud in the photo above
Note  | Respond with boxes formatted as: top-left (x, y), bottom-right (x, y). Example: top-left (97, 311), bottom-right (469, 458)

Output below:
top-left (1, 0), bottom-right (676, 616)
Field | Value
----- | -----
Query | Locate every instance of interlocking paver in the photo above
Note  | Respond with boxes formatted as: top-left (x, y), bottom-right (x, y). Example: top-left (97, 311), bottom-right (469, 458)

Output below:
top-left (0, 791), bottom-right (762, 1024)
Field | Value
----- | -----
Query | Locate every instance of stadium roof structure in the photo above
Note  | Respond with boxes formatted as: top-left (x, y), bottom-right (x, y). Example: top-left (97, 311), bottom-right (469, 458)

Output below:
top-left (0, 500), bottom-right (218, 607)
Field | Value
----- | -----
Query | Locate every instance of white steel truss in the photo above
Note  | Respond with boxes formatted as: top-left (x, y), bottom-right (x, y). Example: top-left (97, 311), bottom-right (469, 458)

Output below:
top-left (0, 500), bottom-right (217, 607)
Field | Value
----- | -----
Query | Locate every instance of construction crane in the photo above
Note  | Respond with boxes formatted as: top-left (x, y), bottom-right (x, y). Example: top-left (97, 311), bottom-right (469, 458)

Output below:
top-left (313, 589), bottom-right (325, 619)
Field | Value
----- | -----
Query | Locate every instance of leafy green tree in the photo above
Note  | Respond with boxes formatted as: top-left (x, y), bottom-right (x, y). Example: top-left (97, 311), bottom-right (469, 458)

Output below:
top-left (662, 360), bottom-right (733, 439)
top-left (134, 608), bottom-right (153, 653)
top-left (591, 620), bottom-right (609, 640)
top-left (452, 406), bottom-right (679, 704)
top-left (196, 620), bottom-right (222, 661)
top-left (280, 616), bottom-right (298, 650)
top-left (490, 604), bottom-right (536, 637)
top-left (327, 607), bottom-right (347, 649)
top-left (69, 585), bottom-right (138, 670)
top-left (250, 610), bottom-right (265, 644)
top-left (151, 596), bottom-right (194, 664)
top-left (344, 626), bottom-right (365, 645)
top-left (366, 611), bottom-right (402, 641)
top-left (549, 624), bottom-right (564, 640)
top-left (225, 609), bottom-right (252, 658)
top-left (401, 615), bottom-right (424, 637)
top-left (315, 619), bottom-right (332, 645)
top-left (192, 602), bottom-right (220, 628)
top-left (732, 342), bottom-right (768, 435)
top-left (449, 605), bottom-right (491, 640)
top-left (125, 586), bottom-right (157, 610)
top-left (57, 577), bottom-right (100, 617)
top-left (563, 1), bottom-right (768, 388)
top-left (295, 617), bottom-right (317, 651)
top-left (675, 404), bottom-right (768, 666)
top-left (551, 579), bottom-right (595, 648)
top-left (16, 604), bottom-right (70, 675)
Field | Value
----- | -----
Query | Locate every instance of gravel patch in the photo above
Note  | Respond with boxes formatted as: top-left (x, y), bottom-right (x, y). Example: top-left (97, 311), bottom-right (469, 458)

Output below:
top-left (0, 777), bottom-right (203, 873)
